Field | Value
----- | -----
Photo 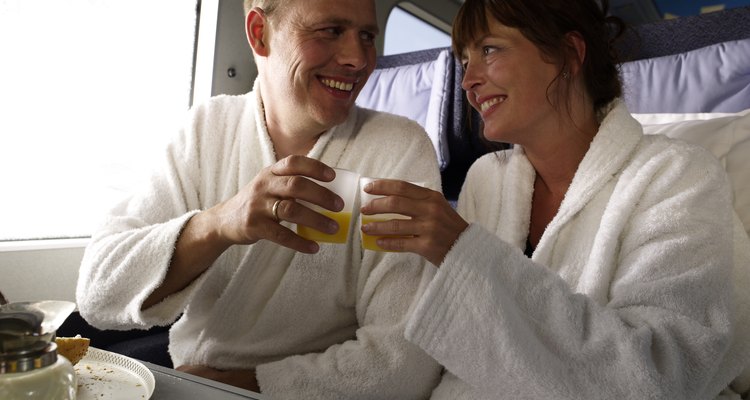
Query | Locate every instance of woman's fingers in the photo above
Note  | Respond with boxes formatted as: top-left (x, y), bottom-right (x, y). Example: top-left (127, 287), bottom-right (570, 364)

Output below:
top-left (359, 179), bottom-right (468, 265)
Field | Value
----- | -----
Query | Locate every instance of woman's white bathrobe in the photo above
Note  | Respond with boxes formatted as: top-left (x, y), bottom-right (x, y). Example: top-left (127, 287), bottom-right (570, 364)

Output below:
top-left (405, 101), bottom-right (750, 400)
top-left (76, 89), bottom-right (443, 399)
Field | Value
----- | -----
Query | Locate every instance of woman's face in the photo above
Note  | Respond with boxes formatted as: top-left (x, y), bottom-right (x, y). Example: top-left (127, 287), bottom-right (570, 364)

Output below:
top-left (460, 19), bottom-right (563, 146)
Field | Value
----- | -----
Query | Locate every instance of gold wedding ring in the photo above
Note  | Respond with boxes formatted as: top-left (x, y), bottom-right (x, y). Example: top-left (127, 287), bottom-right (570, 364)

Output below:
top-left (271, 199), bottom-right (282, 222)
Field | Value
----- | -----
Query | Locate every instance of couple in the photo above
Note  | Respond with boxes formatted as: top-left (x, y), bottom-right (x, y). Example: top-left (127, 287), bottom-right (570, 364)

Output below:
top-left (77, 0), bottom-right (750, 398)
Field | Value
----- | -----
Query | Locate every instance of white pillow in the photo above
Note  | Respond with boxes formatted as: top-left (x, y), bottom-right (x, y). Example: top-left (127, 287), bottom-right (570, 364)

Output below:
top-left (621, 38), bottom-right (750, 114)
top-left (356, 50), bottom-right (451, 170)
top-left (633, 112), bottom-right (739, 125)
top-left (633, 110), bottom-right (750, 236)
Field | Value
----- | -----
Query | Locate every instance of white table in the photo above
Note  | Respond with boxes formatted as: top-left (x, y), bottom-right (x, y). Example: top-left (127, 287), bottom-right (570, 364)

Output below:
top-left (143, 361), bottom-right (266, 400)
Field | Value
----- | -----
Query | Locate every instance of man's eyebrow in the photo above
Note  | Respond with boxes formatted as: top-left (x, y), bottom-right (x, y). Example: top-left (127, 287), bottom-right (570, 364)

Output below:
top-left (363, 23), bottom-right (380, 35)
top-left (319, 17), bottom-right (380, 34)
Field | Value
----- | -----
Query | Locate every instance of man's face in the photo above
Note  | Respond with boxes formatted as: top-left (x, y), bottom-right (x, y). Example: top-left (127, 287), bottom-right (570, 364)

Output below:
top-left (260, 0), bottom-right (378, 135)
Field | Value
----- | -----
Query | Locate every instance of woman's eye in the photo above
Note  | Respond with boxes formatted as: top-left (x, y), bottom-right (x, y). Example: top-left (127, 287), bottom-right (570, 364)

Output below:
top-left (482, 46), bottom-right (497, 56)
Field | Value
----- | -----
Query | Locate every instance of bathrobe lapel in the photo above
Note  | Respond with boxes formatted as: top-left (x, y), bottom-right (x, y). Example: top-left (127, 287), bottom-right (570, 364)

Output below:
top-left (224, 85), bottom-right (359, 331)
top-left (496, 148), bottom-right (536, 250)
top-left (507, 101), bottom-right (643, 264)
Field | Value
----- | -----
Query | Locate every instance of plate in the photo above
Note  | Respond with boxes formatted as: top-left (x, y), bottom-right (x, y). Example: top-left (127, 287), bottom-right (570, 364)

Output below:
top-left (74, 347), bottom-right (155, 400)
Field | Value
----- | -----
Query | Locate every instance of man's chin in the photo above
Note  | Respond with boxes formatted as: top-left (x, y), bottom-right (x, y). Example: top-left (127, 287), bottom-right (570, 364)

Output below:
top-left (314, 106), bottom-right (354, 128)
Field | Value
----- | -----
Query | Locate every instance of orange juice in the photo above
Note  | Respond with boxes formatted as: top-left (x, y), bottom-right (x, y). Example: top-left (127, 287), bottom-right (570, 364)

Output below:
top-left (297, 210), bottom-right (351, 244)
top-left (361, 215), bottom-right (410, 252)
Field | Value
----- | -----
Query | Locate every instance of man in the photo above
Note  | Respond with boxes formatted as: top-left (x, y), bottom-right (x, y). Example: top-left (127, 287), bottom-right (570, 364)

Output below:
top-left (76, 0), bottom-right (442, 398)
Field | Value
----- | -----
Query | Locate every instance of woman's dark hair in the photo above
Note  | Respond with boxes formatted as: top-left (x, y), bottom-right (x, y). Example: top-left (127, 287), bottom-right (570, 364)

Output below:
top-left (453, 0), bottom-right (626, 113)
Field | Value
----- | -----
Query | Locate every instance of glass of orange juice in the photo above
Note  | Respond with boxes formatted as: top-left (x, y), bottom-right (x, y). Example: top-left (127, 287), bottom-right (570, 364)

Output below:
top-left (359, 177), bottom-right (421, 252)
top-left (296, 167), bottom-right (359, 244)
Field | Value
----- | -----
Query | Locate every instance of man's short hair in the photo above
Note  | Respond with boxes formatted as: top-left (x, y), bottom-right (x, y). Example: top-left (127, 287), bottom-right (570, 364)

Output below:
top-left (243, 0), bottom-right (283, 16)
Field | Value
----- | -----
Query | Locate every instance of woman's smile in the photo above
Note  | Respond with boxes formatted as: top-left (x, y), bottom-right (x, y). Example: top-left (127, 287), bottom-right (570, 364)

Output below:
top-left (477, 95), bottom-right (507, 115)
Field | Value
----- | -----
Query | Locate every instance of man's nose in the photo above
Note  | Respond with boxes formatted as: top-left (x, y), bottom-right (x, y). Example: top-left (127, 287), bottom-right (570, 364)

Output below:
top-left (338, 32), bottom-right (371, 71)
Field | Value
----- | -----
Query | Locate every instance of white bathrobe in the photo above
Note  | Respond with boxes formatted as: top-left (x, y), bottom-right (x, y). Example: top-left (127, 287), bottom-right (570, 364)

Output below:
top-left (76, 88), bottom-right (443, 399)
top-left (405, 101), bottom-right (750, 400)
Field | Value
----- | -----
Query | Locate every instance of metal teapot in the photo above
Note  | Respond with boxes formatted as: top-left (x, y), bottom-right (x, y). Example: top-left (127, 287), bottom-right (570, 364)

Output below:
top-left (0, 297), bottom-right (77, 400)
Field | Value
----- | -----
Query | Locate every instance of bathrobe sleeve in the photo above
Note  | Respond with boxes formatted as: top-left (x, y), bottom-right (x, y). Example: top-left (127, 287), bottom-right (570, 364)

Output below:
top-left (76, 97), bottom-right (243, 329)
top-left (406, 142), bottom-right (738, 399)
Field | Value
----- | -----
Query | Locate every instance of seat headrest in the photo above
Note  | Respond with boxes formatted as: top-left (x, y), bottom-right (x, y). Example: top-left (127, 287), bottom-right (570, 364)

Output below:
top-left (357, 48), bottom-right (453, 171)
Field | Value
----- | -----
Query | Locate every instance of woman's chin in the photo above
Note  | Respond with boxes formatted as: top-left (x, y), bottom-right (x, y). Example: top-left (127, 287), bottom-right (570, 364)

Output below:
top-left (481, 125), bottom-right (509, 143)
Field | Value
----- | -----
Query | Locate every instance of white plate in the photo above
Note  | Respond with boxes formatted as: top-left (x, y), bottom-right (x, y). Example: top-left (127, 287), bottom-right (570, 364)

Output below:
top-left (74, 347), bottom-right (155, 400)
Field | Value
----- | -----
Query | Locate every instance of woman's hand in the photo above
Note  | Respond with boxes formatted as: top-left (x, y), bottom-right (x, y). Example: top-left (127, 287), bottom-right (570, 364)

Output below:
top-left (360, 179), bottom-right (468, 266)
top-left (176, 365), bottom-right (260, 392)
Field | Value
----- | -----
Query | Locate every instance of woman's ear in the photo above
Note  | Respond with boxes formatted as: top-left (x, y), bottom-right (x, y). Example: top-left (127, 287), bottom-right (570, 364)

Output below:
top-left (564, 31), bottom-right (586, 77)
top-left (246, 7), bottom-right (269, 56)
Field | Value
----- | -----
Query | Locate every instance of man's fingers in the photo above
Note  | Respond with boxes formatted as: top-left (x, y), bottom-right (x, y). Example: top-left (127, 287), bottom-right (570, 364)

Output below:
top-left (273, 175), bottom-right (344, 212)
top-left (271, 155), bottom-right (335, 182)
top-left (274, 200), bottom-right (340, 235)
top-left (264, 221), bottom-right (320, 254)
top-left (267, 157), bottom-right (343, 213)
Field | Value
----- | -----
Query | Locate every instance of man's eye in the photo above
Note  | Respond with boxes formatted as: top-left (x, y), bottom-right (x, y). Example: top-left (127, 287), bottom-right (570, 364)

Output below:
top-left (360, 31), bottom-right (376, 43)
top-left (322, 27), bottom-right (343, 36)
top-left (482, 46), bottom-right (496, 56)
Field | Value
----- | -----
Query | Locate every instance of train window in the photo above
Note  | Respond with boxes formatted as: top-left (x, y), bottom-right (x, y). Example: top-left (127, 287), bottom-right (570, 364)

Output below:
top-left (0, 0), bottom-right (197, 241)
top-left (384, 6), bottom-right (451, 55)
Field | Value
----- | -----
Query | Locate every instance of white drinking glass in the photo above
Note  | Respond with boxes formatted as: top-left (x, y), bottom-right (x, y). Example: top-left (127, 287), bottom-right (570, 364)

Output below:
top-left (296, 168), bottom-right (360, 244)
top-left (359, 177), bottom-right (423, 252)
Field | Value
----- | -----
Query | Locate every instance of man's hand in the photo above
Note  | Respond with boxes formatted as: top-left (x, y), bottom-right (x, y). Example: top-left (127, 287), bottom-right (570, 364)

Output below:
top-left (207, 155), bottom-right (345, 254)
top-left (143, 156), bottom-right (345, 309)
top-left (176, 365), bottom-right (260, 392)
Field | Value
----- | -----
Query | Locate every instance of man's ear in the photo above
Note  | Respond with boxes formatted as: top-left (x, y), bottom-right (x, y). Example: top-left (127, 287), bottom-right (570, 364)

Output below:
top-left (246, 7), bottom-right (269, 56)
top-left (564, 31), bottom-right (586, 77)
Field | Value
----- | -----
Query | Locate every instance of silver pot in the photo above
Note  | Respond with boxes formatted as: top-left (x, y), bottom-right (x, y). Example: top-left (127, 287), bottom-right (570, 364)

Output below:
top-left (0, 300), bottom-right (77, 400)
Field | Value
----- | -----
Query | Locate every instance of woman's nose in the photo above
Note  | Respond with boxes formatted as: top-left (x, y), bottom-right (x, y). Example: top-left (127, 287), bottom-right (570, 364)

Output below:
top-left (461, 61), bottom-right (483, 91)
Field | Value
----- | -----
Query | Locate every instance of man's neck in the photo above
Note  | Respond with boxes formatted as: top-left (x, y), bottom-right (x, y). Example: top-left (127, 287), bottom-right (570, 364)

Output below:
top-left (261, 101), bottom-right (328, 160)
top-left (270, 129), bottom-right (321, 159)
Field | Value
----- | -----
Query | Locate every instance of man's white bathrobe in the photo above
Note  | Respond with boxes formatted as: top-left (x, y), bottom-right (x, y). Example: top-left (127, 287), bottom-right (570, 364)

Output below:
top-left (76, 88), bottom-right (443, 399)
top-left (405, 101), bottom-right (750, 399)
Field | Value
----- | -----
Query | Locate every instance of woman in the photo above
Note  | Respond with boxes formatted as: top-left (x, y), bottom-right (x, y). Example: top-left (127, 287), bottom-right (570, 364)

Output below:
top-left (360, 0), bottom-right (750, 398)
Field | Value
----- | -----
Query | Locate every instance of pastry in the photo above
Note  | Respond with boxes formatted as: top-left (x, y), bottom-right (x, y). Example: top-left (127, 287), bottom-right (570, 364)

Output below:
top-left (55, 335), bottom-right (90, 365)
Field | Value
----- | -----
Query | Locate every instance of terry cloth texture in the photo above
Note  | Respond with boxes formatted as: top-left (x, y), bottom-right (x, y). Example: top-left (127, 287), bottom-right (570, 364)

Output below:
top-left (405, 100), bottom-right (750, 400)
top-left (77, 85), bottom-right (443, 399)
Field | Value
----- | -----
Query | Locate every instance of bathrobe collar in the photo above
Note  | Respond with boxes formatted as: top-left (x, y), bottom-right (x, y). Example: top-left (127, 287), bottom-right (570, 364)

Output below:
top-left (497, 100), bottom-right (643, 260)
